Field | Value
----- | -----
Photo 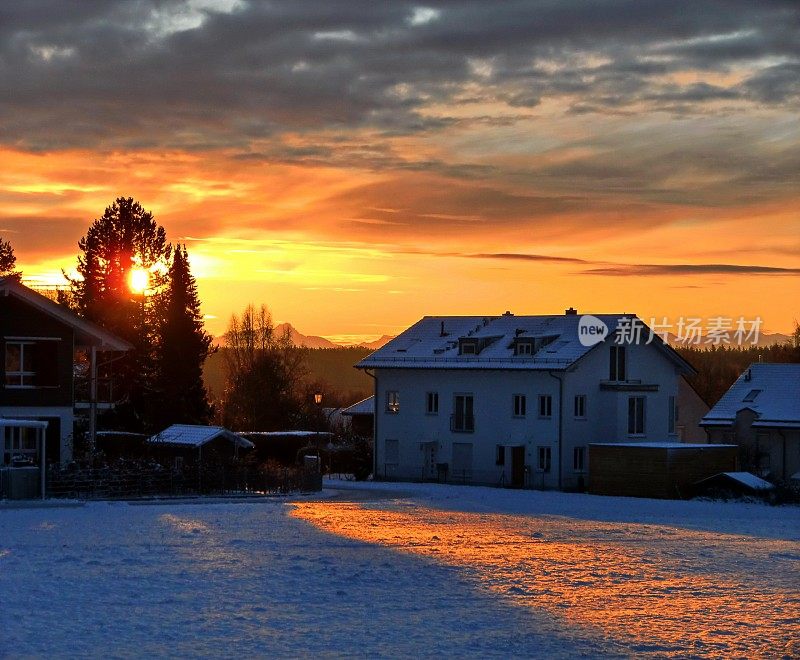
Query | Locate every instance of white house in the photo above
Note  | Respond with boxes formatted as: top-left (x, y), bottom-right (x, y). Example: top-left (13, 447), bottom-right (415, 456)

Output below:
top-left (357, 309), bottom-right (695, 490)
top-left (701, 363), bottom-right (800, 483)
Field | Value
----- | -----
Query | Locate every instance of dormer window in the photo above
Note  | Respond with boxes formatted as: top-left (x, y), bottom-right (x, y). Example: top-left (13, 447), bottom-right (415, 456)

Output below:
top-left (515, 341), bottom-right (533, 356)
top-left (460, 341), bottom-right (477, 355)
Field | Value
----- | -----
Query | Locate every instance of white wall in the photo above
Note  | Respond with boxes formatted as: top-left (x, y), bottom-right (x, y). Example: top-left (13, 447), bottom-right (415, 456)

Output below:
top-left (373, 341), bottom-right (683, 491)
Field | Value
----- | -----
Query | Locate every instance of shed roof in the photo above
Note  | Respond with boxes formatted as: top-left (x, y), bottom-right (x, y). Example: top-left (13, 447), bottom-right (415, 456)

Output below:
top-left (341, 396), bottom-right (374, 416)
top-left (147, 425), bottom-right (254, 449)
top-left (356, 312), bottom-right (694, 373)
top-left (701, 363), bottom-right (800, 428)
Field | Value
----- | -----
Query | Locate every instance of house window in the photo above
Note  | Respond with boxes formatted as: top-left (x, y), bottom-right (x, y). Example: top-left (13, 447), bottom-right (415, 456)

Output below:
top-left (574, 394), bottom-right (586, 419)
top-left (496, 445), bottom-right (505, 466)
top-left (4, 340), bottom-right (58, 388)
top-left (386, 391), bottom-right (400, 413)
top-left (3, 426), bottom-right (38, 466)
top-left (513, 394), bottom-right (526, 417)
top-left (628, 396), bottom-right (646, 435)
top-left (538, 394), bottom-right (552, 418)
top-left (452, 394), bottom-right (474, 432)
top-left (515, 341), bottom-right (533, 356)
top-left (668, 395), bottom-right (676, 434)
top-left (426, 391), bottom-right (439, 415)
top-left (537, 446), bottom-right (551, 472)
top-left (610, 345), bottom-right (626, 381)
top-left (460, 341), bottom-right (477, 355)
top-left (5, 342), bottom-right (35, 387)
top-left (573, 446), bottom-right (586, 472)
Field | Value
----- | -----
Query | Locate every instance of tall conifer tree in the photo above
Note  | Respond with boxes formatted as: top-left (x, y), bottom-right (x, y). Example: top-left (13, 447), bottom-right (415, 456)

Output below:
top-left (154, 245), bottom-right (214, 426)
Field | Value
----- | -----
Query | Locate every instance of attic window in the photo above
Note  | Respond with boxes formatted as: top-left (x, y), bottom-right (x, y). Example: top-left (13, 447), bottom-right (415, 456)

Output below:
top-left (742, 389), bottom-right (761, 403)
top-left (461, 341), bottom-right (477, 355)
top-left (515, 341), bottom-right (533, 356)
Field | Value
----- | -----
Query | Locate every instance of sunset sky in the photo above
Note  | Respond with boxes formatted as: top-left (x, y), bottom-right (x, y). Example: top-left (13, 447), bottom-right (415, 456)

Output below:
top-left (2, 1), bottom-right (798, 341)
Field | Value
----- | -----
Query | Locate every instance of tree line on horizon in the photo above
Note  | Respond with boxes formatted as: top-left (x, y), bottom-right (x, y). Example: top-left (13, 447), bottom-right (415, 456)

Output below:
top-left (2, 204), bottom-right (799, 440)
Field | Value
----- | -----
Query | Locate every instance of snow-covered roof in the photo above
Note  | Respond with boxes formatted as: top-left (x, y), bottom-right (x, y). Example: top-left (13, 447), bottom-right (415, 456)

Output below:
top-left (701, 363), bottom-right (800, 428)
top-left (238, 430), bottom-right (331, 438)
top-left (590, 442), bottom-right (736, 449)
top-left (356, 312), bottom-right (693, 372)
top-left (719, 472), bottom-right (774, 491)
top-left (341, 396), bottom-right (374, 416)
top-left (147, 425), bottom-right (254, 449)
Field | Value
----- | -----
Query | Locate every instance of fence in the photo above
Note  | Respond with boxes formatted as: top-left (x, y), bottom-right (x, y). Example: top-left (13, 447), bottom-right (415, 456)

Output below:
top-left (46, 460), bottom-right (321, 500)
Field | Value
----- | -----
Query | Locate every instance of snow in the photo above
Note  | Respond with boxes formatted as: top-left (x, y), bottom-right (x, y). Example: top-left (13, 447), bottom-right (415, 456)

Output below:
top-left (719, 472), bottom-right (775, 491)
top-left (341, 396), bottom-right (374, 416)
top-left (590, 442), bottom-right (734, 449)
top-left (1, 482), bottom-right (798, 657)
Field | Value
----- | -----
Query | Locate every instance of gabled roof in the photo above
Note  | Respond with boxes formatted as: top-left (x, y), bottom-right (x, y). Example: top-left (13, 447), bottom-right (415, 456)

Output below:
top-left (701, 363), bottom-right (800, 428)
top-left (341, 396), bottom-right (374, 416)
top-left (147, 424), bottom-right (254, 449)
top-left (357, 312), bottom-right (695, 373)
top-left (0, 277), bottom-right (132, 351)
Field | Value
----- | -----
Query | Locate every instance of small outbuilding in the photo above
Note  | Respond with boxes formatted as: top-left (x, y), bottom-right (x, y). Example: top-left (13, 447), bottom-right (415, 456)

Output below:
top-left (589, 442), bottom-right (737, 499)
top-left (692, 471), bottom-right (774, 499)
top-left (147, 425), bottom-right (254, 467)
top-left (341, 396), bottom-right (374, 439)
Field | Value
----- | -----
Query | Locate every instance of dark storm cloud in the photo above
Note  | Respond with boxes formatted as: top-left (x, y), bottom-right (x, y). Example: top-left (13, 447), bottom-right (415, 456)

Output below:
top-left (582, 263), bottom-right (800, 276)
top-left (1, 0), bottom-right (798, 150)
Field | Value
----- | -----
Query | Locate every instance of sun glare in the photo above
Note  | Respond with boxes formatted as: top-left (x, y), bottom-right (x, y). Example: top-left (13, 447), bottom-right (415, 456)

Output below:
top-left (128, 268), bottom-right (149, 293)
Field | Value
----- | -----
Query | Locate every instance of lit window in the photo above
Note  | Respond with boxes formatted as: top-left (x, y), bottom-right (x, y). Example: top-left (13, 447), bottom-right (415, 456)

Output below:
top-left (513, 394), bottom-right (526, 417)
top-left (574, 394), bottom-right (586, 418)
top-left (386, 391), bottom-right (400, 413)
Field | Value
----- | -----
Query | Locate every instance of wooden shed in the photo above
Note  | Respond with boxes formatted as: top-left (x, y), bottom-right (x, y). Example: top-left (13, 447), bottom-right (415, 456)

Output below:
top-left (588, 442), bottom-right (738, 499)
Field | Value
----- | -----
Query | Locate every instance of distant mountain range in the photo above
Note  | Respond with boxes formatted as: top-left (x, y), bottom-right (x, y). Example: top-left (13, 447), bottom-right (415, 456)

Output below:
top-left (665, 331), bottom-right (792, 349)
top-left (273, 323), bottom-right (395, 350)
top-left (215, 323), bottom-right (792, 351)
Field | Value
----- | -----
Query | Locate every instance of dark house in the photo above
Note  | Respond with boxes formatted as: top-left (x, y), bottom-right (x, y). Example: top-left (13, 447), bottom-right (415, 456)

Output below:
top-left (701, 363), bottom-right (800, 482)
top-left (1, 277), bottom-right (131, 465)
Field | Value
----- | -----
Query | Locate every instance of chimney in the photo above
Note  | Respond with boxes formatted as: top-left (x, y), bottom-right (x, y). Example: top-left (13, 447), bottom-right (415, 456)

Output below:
top-left (565, 307), bottom-right (578, 315)
top-left (503, 310), bottom-right (513, 316)
top-left (440, 321), bottom-right (447, 337)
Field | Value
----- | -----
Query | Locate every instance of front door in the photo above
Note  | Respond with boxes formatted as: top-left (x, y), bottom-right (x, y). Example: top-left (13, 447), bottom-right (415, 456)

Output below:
top-left (511, 446), bottom-right (525, 487)
top-left (422, 442), bottom-right (437, 479)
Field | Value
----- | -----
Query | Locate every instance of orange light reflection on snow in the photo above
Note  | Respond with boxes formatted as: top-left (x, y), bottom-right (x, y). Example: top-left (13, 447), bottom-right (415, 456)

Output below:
top-left (292, 502), bottom-right (800, 657)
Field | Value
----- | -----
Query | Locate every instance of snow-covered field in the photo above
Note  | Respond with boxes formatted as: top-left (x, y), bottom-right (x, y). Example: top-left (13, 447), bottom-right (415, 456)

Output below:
top-left (1, 482), bottom-right (798, 658)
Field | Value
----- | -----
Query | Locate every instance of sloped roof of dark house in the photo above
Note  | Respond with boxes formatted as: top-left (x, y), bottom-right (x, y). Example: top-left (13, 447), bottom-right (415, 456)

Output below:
top-left (0, 277), bottom-right (132, 351)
